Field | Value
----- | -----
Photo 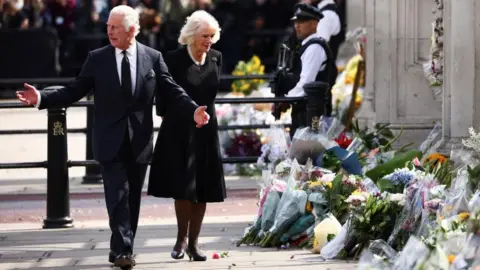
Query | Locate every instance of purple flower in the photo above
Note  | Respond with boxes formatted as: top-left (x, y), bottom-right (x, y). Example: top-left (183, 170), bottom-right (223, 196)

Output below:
top-left (385, 168), bottom-right (415, 186)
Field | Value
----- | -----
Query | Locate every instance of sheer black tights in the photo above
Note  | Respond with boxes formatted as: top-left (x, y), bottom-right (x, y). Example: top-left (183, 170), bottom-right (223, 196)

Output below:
top-left (173, 200), bottom-right (206, 252)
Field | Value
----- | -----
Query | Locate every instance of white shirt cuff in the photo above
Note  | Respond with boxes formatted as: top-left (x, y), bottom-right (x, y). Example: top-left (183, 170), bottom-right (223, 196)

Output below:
top-left (34, 89), bottom-right (41, 108)
top-left (285, 90), bottom-right (305, 97)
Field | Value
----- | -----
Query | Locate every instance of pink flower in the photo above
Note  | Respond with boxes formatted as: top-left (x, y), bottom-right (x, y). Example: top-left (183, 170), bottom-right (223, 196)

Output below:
top-left (256, 186), bottom-right (271, 217)
top-left (413, 157), bottom-right (421, 166)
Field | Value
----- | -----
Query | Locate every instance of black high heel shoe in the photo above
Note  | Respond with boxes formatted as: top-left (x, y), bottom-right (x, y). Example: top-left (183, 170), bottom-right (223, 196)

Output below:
top-left (186, 247), bottom-right (207, 261)
top-left (170, 249), bottom-right (185, 260)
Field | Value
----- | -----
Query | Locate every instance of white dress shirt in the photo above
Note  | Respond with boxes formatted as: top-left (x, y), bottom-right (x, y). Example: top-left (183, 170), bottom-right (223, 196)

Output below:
top-left (316, 0), bottom-right (341, 42)
top-left (286, 33), bottom-right (327, 97)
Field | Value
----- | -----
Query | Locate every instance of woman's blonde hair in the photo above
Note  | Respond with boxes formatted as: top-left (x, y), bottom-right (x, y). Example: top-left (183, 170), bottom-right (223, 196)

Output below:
top-left (178, 10), bottom-right (221, 45)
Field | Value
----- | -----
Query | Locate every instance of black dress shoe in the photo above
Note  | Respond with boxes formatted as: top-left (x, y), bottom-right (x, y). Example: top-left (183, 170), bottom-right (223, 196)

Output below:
top-left (110, 252), bottom-right (136, 266)
top-left (108, 251), bottom-right (116, 263)
top-left (114, 254), bottom-right (135, 269)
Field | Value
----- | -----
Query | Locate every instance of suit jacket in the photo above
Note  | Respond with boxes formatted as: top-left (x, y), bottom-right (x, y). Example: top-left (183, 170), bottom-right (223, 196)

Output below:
top-left (38, 42), bottom-right (198, 163)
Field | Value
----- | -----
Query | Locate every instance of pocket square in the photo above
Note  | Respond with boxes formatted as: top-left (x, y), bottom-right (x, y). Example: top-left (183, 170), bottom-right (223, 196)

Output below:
top-left (212, 57), bottom-right (217, 62)
top-left (146, 69), bottom-right (155, 79)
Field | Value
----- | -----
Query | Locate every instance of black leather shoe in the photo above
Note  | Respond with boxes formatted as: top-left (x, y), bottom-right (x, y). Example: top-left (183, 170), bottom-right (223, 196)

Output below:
top-left (110, 252), bottom-right (136, 266)
top-left (114, 254), bottom-right (135, 269)
top-left (108, 251), bottom-right (116, 263)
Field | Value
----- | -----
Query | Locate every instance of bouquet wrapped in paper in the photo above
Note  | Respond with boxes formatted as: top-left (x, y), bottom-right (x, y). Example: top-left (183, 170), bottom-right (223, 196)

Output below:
top-left (357, 240), bottom-right (399, 270)
top-left (289, 116), bottom-right (363, 175)
top-left (259, 160), bottom-right (309, 247)
top-left (257, 125), bottom-right (290, 168)
top-left (236, 179), bottom-right (286, 246)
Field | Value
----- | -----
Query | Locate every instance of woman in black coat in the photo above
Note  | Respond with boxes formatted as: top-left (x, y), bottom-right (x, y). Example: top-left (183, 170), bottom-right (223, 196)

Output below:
top-left (147, 10), bottom-right (226, 262)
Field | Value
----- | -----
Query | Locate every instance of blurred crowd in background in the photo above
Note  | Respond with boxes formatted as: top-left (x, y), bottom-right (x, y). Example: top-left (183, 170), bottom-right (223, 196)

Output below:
top-left (0, 0), bottom-right (345, 85)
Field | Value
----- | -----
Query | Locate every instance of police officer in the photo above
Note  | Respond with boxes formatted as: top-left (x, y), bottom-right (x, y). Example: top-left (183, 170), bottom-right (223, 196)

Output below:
top-left (285, 3), bottom-right (335, 138)
top-left (313, 0), bottom-right (346, 98)
top-left (313, 0), bottom-right (345, 60)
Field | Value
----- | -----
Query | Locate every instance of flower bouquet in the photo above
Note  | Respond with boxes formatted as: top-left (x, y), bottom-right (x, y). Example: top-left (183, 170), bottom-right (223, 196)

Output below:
top-left (231, 55), bottom-right (266, 97)
top-left (339, 192), bottom-right (403, 259)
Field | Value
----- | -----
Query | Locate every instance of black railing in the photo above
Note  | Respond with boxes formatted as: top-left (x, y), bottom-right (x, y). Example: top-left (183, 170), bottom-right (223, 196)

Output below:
top-left (0, 74), bottom-right (272, 88)
top-left (0, 79), bottom-right (329, 229)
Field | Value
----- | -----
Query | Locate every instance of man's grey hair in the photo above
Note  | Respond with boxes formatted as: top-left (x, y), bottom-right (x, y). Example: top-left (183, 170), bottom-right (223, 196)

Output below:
top-left (110, 5), bottom-right (140, 36)
top-left (178, 10), bottom-right (221, 45)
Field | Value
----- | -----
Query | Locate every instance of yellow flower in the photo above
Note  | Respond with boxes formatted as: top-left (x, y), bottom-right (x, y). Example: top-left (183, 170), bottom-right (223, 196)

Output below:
top-left (458, 212), bottom-right (470, 221)
top-left (251, 55), bottom-right (261, 68)
top-left (343, 54), bottom-right (365, 86)
top-left (305, 201), bottom-right (313, 212)
top-left (352, 189), bottom-right (362, 195)
top-left (322, 182), bottom-right (333, 189)
top-left (308, 181), bottom-right (322, 189)
top-left (240, 83), bottom-right (251, 91)
top-left (426, 152), bottom-right (448, 164)
top-left (448, 255), bottom-right (456, 264)
top-left (234, 71), bottom-right (245, 76)
top-left (230, 55), bottom-right (265, 95)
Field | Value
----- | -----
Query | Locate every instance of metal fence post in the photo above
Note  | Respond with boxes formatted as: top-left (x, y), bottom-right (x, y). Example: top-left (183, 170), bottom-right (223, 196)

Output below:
top-left (43, 106), bottom-right (74, 229)
top-left (304, 81), bottom-right (329, 128)
top-left (82, 94), bottom-right (102, 184)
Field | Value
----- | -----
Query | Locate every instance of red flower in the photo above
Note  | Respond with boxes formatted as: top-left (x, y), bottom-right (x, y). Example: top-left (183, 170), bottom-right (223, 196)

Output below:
top-left (290, 234), bottom-right (308, 247)
top-left (334, 132), bottom-right (353, 149)
top-left (225, 131), bottom-right (263, 157)
top-left (311, 170), bottom-right (323, 179)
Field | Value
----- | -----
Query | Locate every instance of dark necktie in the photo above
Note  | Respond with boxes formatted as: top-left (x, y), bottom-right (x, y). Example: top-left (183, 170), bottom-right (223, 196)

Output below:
top-left (121, 50), bottom-right (132, 103)
top-left (121, 50), bottom-right (139, 140)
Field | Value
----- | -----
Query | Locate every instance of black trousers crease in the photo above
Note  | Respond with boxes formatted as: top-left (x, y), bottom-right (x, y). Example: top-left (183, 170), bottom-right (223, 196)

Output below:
top-left (100, 129), bottom-right (148, 255)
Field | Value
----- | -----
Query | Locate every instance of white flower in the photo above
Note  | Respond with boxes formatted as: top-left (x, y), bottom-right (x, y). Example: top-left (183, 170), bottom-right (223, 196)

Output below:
top-left (321, 173), bottom-right (336, 183)
top-left (429, 184), bottom-right (446, 199)
top-left (345, 175), bottom-right (358, 185)
top-left (462, 127), bottom-right (480, 152)
top-left (345, 192), bottom-right (368, 206)
top-left (388, 193), bottom-right (406, 206)
top-left (373, 254), bottom-right (387, 262)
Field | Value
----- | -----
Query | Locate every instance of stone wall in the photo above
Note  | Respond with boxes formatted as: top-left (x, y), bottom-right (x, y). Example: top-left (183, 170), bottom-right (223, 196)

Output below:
top-left (438, 0), bottom-right (479, 153)
top-left (349, 0), bottom-right (443, 148)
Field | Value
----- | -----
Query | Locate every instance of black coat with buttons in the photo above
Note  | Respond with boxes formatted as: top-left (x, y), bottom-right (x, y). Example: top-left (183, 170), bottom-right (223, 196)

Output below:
top-left (147, 47), bottom-right (226, 203)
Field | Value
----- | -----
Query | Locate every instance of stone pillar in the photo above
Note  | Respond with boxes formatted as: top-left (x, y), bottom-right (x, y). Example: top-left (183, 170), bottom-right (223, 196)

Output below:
top-left (353, 0), bottom-right (375, 130)
top-left (439, 0), bottom-right (476, 153)
top-left (346, 0), bottom-right (366, 31)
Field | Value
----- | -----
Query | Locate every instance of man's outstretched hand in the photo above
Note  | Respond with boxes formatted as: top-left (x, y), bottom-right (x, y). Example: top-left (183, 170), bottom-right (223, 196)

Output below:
top-left (194, 106), bottom-right (210, 128)
top-left (16, 83), bottom-right (38, 106)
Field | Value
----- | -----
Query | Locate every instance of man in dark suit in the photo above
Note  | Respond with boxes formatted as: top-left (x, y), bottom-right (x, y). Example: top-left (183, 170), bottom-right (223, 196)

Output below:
top-left (16, 5), bottom-right (210, 269)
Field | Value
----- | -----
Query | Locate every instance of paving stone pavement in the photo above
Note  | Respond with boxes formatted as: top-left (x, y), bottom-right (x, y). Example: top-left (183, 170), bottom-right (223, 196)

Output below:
top-left (0, 216), bottom-right (357, 270)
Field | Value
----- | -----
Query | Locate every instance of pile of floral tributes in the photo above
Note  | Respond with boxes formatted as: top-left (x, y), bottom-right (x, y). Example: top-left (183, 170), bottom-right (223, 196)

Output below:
top-left (232, 28), bottom-right (480, 269)
top-left (236, 114), bottom-right (480, 269)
